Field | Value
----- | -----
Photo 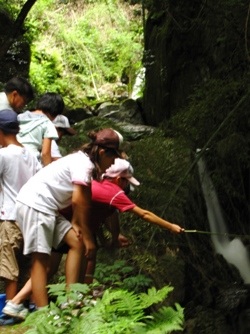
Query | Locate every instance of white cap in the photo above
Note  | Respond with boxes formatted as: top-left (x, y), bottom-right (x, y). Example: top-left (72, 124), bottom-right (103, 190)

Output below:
top-left (53, 115), bottom-right (77, 135)
top-left (104, 158), bottom-right (140, 186)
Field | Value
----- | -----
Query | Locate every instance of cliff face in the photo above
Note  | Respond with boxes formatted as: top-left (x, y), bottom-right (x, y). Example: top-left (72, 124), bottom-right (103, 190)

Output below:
top-left (143, 0), bottom-right (249, 125)
top-left (142, 1), bottom-right (250, 333)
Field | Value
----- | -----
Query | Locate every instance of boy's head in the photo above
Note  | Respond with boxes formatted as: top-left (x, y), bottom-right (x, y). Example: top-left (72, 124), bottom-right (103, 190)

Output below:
top-left (36, 93), bottom-right (65, 120)
top-left (4, 77), bottom-right (34, 113)
top-left (104, 158), bottom-right (140, 191)
top-left (0, 109), bottom-right (19, 134)
top-left (53, 115), bottom-right (77, 140)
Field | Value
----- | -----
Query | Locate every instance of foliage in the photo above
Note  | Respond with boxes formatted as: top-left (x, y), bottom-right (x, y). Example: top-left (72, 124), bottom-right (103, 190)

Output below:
top-left (22, 282), bottom-right (184, 334)
top-left (21, 0), bottom-right (144, 105)
top-left (94, 260), bottom-right (153, 293)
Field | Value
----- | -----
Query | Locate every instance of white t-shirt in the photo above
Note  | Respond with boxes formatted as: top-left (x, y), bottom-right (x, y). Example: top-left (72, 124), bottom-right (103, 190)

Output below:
top-left (17, 151), bottom-right (94, 215)
top-left (0, 92), bottom-right (12, 111)
top-left (51, 140), bottom-right (62, 158)
top-left (0, 145), bottom-right (41, 220)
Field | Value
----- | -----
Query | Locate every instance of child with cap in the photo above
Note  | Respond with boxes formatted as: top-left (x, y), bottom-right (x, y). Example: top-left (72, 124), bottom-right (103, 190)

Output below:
top-left (3, 128), bottom-right (125, 311)
top-left (80, 157), bottom-right (185, 282)
top-left (0, 109), bottom-right (41, 325)
top-left (51, 114), bottom-right (77, 161)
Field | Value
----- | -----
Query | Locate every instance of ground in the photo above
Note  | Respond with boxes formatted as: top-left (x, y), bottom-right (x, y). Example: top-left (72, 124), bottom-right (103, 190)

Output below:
top-left (0, 324), bottom-right (27, 333)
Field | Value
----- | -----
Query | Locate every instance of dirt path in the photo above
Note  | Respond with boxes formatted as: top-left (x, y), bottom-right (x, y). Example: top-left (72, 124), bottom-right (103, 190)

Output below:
top-left (0, 324), bottom-right (27, 333)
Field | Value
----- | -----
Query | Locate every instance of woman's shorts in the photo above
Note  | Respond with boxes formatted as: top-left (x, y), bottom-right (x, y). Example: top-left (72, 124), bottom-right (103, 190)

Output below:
top-left (16, 202), bottom-right (71, 255)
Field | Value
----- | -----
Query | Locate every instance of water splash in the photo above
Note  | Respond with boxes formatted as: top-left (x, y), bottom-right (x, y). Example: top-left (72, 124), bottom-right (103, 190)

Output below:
top-left (197, 156), bottom-right (250, 283)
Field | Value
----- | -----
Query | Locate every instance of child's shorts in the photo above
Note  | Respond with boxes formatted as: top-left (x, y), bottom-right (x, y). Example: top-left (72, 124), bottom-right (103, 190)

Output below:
top-left (16, 202), bottom-right (71, 255)
top-left (0, 220), bottom-right (24, 281)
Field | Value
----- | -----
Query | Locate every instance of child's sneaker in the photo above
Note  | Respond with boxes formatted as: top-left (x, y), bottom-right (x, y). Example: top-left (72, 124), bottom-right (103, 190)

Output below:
top-left (2, 301), bottom-right (29, 320)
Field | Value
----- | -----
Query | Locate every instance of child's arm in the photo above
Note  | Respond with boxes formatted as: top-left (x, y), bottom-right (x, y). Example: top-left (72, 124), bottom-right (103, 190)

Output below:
top-left (71, 184), bottom-right (96, 258)
top-left (104, 212), bottom-right (131, 247)
top-left (130, 205), bottom-right (184, 233)
top-left (41, 137), bottom-right (53, 166)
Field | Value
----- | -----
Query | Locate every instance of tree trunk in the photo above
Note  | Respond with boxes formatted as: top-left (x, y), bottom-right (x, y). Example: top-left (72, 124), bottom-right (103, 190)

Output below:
top-left (0, 0), bottom-right (37, 61)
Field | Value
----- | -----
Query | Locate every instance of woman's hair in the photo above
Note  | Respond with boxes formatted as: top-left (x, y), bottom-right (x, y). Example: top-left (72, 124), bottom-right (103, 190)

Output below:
top-left (77, 130), bottom-right (123, 180)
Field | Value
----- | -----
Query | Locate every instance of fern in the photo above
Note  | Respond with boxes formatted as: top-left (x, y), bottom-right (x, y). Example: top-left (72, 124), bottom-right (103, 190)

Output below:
top-left (142, 304), bottom-right (185, 333)
top-left (139, 286), bottom-right (174, 309)
top-left (23, 266), bottom-right (184, 334)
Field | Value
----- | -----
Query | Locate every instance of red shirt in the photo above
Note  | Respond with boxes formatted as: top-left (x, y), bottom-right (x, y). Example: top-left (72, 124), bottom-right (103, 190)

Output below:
top-left (60, 179), bottom-right (135, 231)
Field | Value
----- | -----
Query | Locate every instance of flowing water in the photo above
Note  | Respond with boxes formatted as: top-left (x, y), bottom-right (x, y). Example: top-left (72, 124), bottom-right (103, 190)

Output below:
top-left (197, 156), bottom-right (250, 283)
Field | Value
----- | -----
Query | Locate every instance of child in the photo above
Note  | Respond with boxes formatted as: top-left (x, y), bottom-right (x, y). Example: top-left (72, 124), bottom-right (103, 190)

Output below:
top-left (57, 158), bottom-right (184, 283)
top-left (3, 128), bottom-right (125, 312)
top-left (0, 109), bottom-right (41, 323)
top-left (51, 114), bottom-right (77, 161)
top-left (17, 93), bottom-right (64, 166)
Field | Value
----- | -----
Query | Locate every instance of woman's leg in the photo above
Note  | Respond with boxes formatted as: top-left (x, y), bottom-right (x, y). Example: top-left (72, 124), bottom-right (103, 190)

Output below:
top-left (63, 229), bottom-right (84, 286)
top-left (31, 252), bottom-right (50, 307)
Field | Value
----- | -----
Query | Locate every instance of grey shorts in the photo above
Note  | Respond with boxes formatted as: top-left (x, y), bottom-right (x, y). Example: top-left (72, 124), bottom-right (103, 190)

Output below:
top-left (16, 202), bottom-right (72, 255)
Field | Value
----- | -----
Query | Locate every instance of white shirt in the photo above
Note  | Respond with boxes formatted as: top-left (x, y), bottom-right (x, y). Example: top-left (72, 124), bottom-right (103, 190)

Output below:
top-left (51, 140), bottom-right (62, 158)
top-left (0, 92), bottom-right (12, 111)
top-left (17, 151), bottom-right (94, 215)
top-left (0, 145), bottom-right (41, 220)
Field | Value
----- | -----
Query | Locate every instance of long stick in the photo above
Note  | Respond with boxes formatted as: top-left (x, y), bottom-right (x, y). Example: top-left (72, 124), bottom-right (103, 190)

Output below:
top-left (184, 230), bottom-right (250, 238)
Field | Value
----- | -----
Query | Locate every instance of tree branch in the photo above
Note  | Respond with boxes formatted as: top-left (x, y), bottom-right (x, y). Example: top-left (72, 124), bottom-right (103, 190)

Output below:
top-left (0, 0), bottom-right (37, 61)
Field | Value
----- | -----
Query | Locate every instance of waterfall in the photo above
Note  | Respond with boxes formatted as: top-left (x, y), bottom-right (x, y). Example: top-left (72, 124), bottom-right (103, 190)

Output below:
top-left (131, 68), bottom-right (145, 100)
top-left (197, 156), bottom-right (250, 283)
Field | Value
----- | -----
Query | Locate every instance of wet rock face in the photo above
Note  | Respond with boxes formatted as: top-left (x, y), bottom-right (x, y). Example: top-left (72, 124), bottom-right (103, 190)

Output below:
top-left (143, 0), bottom-right (248, 126)
top-left (0, 9), bottom-right (31, 83)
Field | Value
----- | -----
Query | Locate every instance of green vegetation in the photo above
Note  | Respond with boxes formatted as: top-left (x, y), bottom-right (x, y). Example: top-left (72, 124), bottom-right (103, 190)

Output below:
top-left (27, 0), bottom-right (143, 106)
top-left (0, 0), bottom-right (144, 105)
top-left (22, 261), bottom-right (184, 334)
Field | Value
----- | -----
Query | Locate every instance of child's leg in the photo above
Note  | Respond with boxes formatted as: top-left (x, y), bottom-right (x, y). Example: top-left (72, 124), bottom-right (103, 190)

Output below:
top-left (49, 252), bottom-right (63, 279)
top-left (5, 279), bottom-right (18, 300)
top-left (63, 229), bottom-right (85, 286)
top-left (11, 278), bottom-right (32, 305)
top-left (82, 257), bottom-right (96, 285)
top-left (31, 252), bottom-right (50, 307)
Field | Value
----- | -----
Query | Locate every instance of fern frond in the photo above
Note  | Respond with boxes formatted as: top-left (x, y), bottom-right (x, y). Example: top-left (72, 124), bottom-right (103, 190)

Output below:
top-left (143, 304), bottom-right (184, 333)
top-left (139, 286), bottom-right (174, 309)
top-left (101, 289), bottom-right (144, 318)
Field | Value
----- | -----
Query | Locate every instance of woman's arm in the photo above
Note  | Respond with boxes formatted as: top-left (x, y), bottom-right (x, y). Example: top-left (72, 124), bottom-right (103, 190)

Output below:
top-left (130, 206), bottom-right (184, 233)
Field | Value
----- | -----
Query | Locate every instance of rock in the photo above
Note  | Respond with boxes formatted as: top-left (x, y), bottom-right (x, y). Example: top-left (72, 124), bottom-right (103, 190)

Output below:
top-left (117, 123), bottom-right (156, 140)
top-left (96, 99), bottom-right (145, 125)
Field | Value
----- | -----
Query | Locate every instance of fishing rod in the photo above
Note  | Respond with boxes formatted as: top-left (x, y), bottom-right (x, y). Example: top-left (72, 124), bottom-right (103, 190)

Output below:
top-left (184, 230), bottom-right (250, 238)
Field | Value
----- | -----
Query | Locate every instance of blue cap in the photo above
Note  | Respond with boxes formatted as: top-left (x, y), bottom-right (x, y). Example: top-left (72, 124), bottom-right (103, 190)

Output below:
top-left (0, 109), bottom-right (19, 134)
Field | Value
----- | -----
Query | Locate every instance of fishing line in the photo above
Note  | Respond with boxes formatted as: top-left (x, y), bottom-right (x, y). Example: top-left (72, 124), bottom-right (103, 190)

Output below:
top-left (184, 230), bottom-right (250, 238)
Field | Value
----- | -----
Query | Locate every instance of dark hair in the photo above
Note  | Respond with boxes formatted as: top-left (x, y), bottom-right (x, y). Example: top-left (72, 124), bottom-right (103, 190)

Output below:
top-left (4, 77), bottom-right (34, 102)
top-left (36, 92), bottom-right (64, 117)
top-left (77, 131), bottom-right (123, 180)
